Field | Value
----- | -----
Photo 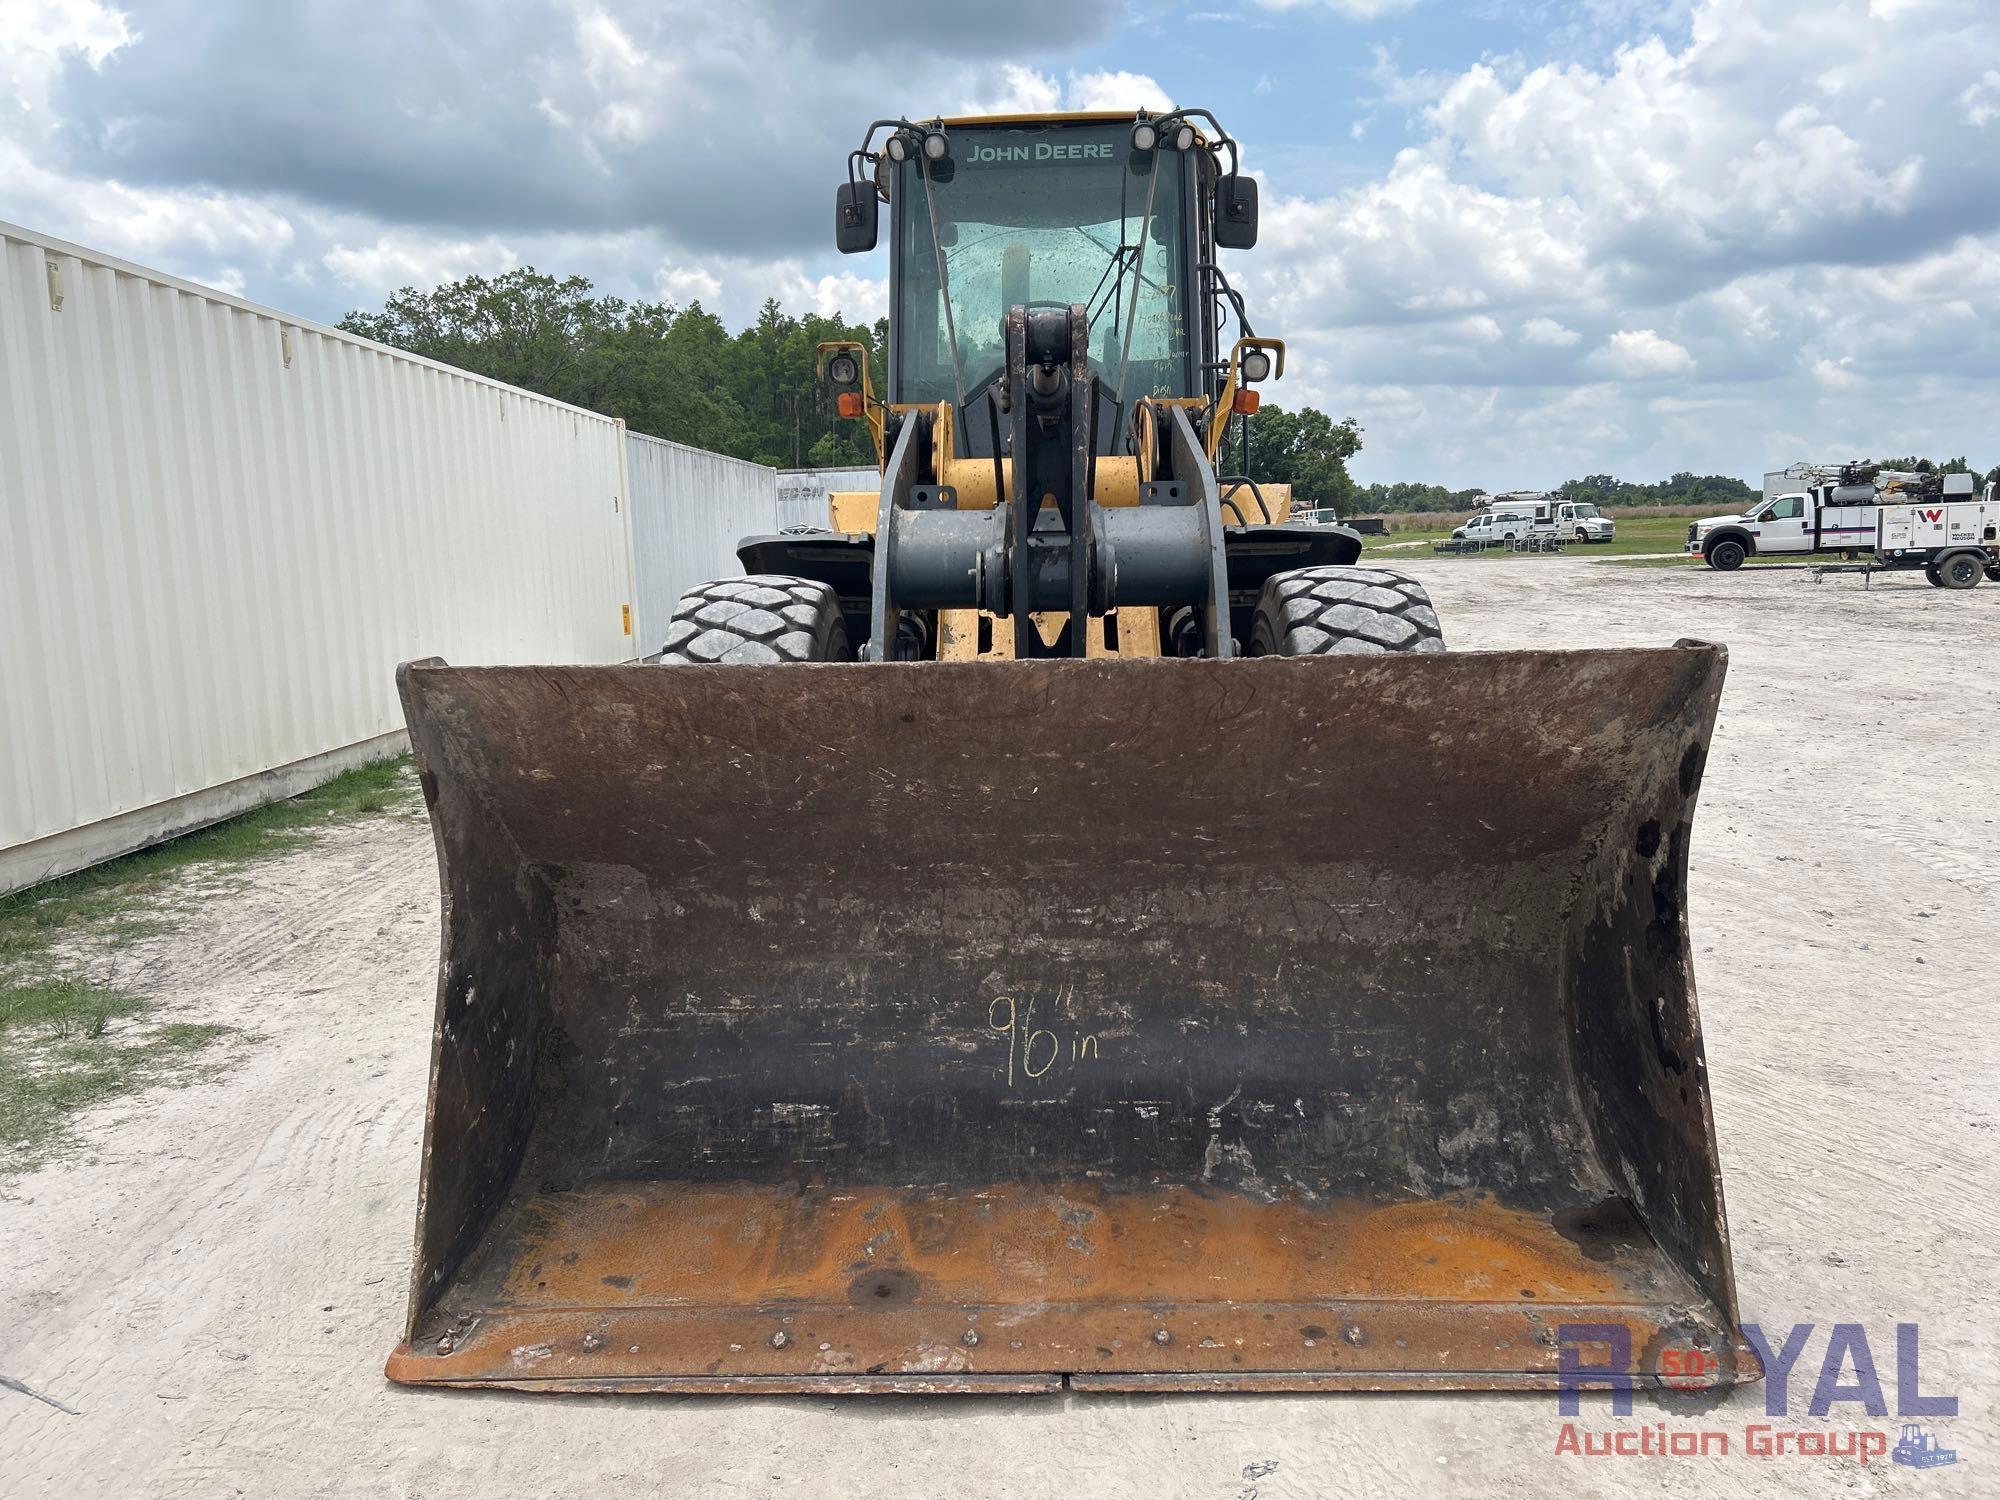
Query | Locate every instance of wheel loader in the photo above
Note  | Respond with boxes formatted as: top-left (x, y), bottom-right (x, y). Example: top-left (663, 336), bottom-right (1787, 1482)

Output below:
top-left (386, 108), bottom-right (1758, 1395)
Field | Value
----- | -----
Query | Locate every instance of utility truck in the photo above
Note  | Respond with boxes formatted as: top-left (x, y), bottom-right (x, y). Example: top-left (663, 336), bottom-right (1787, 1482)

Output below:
top-left (1687, 462), bottom-right (1966, 570)
top-left (1451, 491), bottom-right (1615, 544)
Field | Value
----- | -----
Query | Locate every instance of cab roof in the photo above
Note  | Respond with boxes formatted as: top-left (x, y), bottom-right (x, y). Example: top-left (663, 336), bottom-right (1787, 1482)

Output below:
top-left (933, 110), bottom-right (1142, 128)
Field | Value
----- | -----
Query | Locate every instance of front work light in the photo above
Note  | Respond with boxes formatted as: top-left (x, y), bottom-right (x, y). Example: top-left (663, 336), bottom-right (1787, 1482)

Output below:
top-left (1239, 349), bottom-right (1273, 383)
top-left (885, 132), bottom-right (911, 164)
top-left (1132, 119), bottom-right (1158, 152)
top-left (922, 129), bottom-right (950, 161)
top-left (827, 352), bottom-right (861, 387)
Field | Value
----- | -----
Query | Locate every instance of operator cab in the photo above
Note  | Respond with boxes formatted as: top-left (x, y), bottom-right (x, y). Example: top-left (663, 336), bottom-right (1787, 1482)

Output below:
top-left (891, 121), bottom-right (1195, 413)
top-left (835, 112), bottom-right (1261, 459)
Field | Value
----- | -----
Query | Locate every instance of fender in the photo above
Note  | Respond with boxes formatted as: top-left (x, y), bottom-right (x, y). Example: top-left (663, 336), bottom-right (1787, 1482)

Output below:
top-left (1702, 524), bottom-right (1757, 558)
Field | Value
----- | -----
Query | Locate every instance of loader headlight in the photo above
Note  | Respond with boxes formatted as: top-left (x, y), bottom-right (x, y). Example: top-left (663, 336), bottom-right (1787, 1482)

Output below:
top-left (1131, 119), bottom-right (1158, 152)
top-left (1168, 121), bottom-right (1196, 151)
top-left (1239, 349), bottom-right (1272, 383)
top-left (884, 131), bottom-right (912, 164)
top-left (826, 351), bottom-right (860, 387)
top-left (922, 128), bottom-right (950, 162)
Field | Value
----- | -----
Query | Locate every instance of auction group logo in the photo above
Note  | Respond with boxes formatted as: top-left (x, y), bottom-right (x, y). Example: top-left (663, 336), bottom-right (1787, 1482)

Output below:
top-left (1553, 1322), bottom-right (1961, 1466)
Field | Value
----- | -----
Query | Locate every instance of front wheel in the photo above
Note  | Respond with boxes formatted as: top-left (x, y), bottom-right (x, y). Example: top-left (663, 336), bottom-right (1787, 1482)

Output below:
top-left (1706, 539), bottom-right (1747, 571)
top-left (659, 575), bottom-right (852, 663)
top-left (1250, 566), bottom-right (1445, 656)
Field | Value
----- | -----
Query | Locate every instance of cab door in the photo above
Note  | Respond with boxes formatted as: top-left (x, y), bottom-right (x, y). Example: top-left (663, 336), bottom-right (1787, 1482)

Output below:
top-left (1752, 493), bottom-right (1810, 553)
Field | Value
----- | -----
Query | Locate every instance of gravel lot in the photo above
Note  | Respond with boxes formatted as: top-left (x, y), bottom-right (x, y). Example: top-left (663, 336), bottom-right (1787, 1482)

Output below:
top-left (3, 556), bottom-right (1994, 1498)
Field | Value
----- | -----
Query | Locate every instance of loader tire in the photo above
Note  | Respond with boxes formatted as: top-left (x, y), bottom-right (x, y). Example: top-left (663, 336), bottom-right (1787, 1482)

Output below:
top-left (659, 575), bottom-right (851, 663)
top-left (1250, 566), bottom-right (1445, 656)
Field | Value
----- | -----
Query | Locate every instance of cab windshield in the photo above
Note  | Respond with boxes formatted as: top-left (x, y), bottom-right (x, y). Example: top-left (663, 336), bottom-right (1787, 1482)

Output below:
top-left (894, 123), bottom-right (1192, 406)
top-left (1571, 504), bottom-right (1599, 518)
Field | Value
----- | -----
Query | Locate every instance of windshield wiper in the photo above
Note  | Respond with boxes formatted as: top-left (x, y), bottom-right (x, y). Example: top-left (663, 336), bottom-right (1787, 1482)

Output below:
top-left (1113, 159), bottom-right (1161, 407)
top-left (920, 160), bottom-right (966, 406)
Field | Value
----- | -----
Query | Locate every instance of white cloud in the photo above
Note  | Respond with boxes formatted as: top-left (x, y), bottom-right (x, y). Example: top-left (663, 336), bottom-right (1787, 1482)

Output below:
top-left (1812, 356), bottom-right (1861, 389)
top-left (962, 65), bottom-right (1170, 116)
top-left (645, 253), bottom-right (888, 323)
top-left (321, 233), bottom-right (520, 295)
top-left (1245, 153), bottom-right (1597, 332)
top-left (1065, 69), bottom-right (1173, 113)
top-left (1520, 316), bottom-right (1582, 346)
top-left (769, 265), bottom-right (888, 324)
top-left (1, 0), bottom-right (132, 112)
top-left (655, 263), bottom-right (722, 306)
top-left (1590, 329), bottom-right (1696, 379)
top-left (970, 63), bottom-right (1062, 116)
top-left (1961, 69), bottom-right (2000, 128)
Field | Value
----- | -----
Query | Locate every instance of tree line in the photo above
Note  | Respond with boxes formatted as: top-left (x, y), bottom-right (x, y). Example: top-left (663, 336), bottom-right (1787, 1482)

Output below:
top-left (340, 269), bottom-right (886, 470)
top-left (339, 270), bottom-right (1993, 513)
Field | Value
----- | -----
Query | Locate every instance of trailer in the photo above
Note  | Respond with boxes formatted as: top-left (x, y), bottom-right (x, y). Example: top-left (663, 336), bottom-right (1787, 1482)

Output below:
top-left (1874, 494), bottom-right (2000, 588)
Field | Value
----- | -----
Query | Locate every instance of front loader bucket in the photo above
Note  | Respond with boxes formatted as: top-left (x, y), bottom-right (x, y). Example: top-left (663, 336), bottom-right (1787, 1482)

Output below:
top-left (387, 647), bottom-right (1755, 1394)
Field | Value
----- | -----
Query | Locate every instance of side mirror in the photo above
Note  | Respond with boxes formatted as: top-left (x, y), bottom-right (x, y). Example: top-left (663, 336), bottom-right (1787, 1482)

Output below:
top-left (1213, 172), bottom-right (1258, 250)
top-left (835, 181), bottom-right (878, 255)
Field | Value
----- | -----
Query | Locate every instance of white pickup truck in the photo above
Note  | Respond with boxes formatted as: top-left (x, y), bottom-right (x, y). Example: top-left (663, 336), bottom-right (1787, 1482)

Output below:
top-left (1688, 469), bottom-right (1973, 570)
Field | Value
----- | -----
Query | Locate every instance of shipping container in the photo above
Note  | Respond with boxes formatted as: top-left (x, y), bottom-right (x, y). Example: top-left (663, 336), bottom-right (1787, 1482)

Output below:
top-left (0, 222), bottom-right (636, 893)
top-left (775, 466), bottom-right (879, 531)
top-left (626, 432), bottom-right (782, 655)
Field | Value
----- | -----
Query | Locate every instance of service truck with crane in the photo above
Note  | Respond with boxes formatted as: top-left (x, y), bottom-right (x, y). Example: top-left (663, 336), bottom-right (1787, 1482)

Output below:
top-left (1686, 462), bottom-right (1974, 570)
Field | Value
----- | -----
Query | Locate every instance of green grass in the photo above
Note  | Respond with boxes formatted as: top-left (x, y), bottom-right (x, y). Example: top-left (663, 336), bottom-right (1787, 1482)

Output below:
top-left (0, 755), bottom-right (420, 1173)
top-left (1363, 512), bottom-right (1703, 558)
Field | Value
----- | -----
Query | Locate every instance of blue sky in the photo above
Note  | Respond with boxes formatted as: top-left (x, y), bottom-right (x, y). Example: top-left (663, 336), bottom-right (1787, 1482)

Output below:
top-left (7, 0), bottom-right (1998, 488)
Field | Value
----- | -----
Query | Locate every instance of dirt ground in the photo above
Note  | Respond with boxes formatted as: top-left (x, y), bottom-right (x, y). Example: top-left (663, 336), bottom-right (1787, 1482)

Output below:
top-left (3, 557), bottom-right (1994, 1498)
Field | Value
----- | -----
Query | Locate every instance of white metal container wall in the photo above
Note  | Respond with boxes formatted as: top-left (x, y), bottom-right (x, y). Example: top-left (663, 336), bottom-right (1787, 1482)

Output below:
top-left (0, 222), bottom-right (635, 892)
top-left (625, 431), bottom-right (780, 654)
top-left (775, 466), bottom-right (879, 530)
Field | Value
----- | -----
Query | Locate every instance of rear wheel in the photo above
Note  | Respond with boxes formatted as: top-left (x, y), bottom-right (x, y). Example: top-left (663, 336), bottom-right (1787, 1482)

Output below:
top-left (1706, 539), bottom-right (1747, 571)
top-left (659, 575), bottom-right (851, 663)
top-left (1938, 553), bottom-right (1985, 590)
top-left (1250, 566), bottom-right (1445, 656)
